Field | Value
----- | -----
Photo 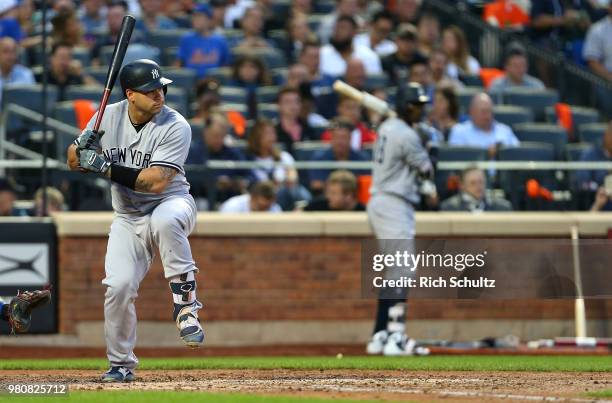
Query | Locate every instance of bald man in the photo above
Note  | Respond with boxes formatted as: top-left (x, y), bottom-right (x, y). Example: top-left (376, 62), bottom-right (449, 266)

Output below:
top-left (448, 92), bottom-right (519, 158)
top-left (0, 37), bottom-right (35, 104)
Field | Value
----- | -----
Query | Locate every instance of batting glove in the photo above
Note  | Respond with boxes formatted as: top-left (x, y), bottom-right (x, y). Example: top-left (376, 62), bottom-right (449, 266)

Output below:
top-left (79, 149), bottom-right (111, 174)
top-left (76, 129), bottom-right (105, 156)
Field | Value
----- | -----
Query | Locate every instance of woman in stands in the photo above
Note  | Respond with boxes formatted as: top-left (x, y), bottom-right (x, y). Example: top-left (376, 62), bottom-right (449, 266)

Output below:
top-left (427, 85), bottom-right (460, 142)
top-left (230, 54), bottom-right (273, 119)
top-left (245, 119), bottom-right (311, 210)
top-left (441, 25), bottom-right (481, 80)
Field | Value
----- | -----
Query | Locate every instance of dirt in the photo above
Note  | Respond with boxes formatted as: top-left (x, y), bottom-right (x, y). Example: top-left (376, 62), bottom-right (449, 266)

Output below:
top-left (0, 369), bottom-right (610, 402)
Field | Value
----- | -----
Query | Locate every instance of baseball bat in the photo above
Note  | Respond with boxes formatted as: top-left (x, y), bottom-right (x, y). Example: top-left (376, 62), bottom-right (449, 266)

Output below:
top-left (92, 15), bottom-right (136, 132)
top-left (333, 80), bottom-right (397, 118)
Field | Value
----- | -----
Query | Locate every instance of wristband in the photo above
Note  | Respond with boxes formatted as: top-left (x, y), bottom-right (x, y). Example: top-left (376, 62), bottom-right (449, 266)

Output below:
top-left (110, 164), bottom-right (142, 190)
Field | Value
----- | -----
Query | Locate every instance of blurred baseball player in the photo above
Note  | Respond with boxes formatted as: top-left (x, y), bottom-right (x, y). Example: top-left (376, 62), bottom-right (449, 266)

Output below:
top-left (0, 289), bottom-right (51, 334)
top-left (66, 59), bottom-right (203, 382)
top-left (366, 82), bottom-right (434, 356)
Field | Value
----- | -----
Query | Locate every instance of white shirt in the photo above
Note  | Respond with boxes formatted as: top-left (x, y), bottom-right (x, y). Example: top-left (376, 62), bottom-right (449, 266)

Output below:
top-left (446, 55), bottom-right (481, 79)
top-left (224, 0), bottom-right (255, 29)
top-left (319, 44), bottom-right (382, 77)
top-left (448, 120), bottom-right (519, 149)
top-left (353, 33), bottom-right (397, 57)
top-left (251, 151), bottom-right (295, 183)
top-left (219, 194), bottom-right (282, 213)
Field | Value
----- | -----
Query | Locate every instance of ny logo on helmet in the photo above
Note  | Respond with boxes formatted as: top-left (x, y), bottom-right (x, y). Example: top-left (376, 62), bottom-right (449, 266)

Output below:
top-left (152, 69), bottom-right (160, 79)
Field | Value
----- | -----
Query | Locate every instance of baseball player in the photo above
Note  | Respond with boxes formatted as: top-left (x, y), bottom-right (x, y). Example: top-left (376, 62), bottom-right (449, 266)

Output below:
top-left (366, 82), bottom-right (434, 356)
top-left (0, 289), bottom-right (51, 334)
top-left (66, 59), bottom-right (203, 382)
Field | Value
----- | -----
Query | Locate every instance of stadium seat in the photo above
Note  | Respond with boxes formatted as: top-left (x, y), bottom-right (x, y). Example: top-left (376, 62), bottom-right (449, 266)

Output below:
top-left (545, 106), bottom-right (599, 128)
top-left (268, 30), bottom-right (288, 49)
top-left (206, 67), bottom-right (233, 84)
top-left (578, 123), bottom-right (606, 144)
top-left (256, 86), bottom-right (280, 103)
top-left (65, 85), bottom-right (123, 104)
top-left (364, 74), bottom-right (389, 90)
top-left (294, 141), bottom-right (328, 161)
top-left (84, 66), bottom-right (120, 89)
top-left (493, 105), bottom-right (533, 127)
top-left (189, 121), bottom-right (204, 140)
top-left (164, 87), bottom-right (189, 116)
top-left (218, 103), bottom-right (248, 114)
top-left (435, 146), bottom-right (488, 198)
top-left (257, 103), bottom-right (279, 120)
top-left (456, 86), bottom-right (484, 113)
top-left (147, 29), bottom-right (189, 51)
top-left (2, 84), bottom-right (59, 132)
top-left (163, 68), bottom-right (197, 100)
top-left (513, 123), bottom-right (567, 159)
top-left (501, 88), bottom-right (559, 122)
top-left (307, 15), bottom-right (325, 32)
top-left (72, 47), bottom-right (91, 67)
top-left (271, 1), bottom-right (290, 18)
top-left (462, 75), bottom-right (484, 87)
top-left (271, 68), bottom-right (288, 85)
top-left (565, 143), bottom-right (592, 161)
top-left (314, 1), bottom-right (335, 13)
top-left (231, 48), bottom-right (287, 69)
top-left (162, 47), bottom-right (179, 67)
top-left (219, 87), bottom-right (247, 103)
top-left (99, 44), bottom-right (161, 66)
top-left (53, 101), bottom-right (79, 128)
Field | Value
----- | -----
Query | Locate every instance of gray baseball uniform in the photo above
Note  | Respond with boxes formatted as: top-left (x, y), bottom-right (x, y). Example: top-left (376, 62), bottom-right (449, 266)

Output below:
top-left (80, 99), bottom-right (198, 369)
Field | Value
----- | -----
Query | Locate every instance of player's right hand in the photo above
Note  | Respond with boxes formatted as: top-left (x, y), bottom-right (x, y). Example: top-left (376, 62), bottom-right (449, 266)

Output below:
top-left (76, 129), bottom-right (105, 154)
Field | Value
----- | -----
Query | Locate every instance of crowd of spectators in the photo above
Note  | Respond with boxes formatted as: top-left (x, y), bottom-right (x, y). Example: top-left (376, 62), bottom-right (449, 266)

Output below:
top-left (0, 0), bottom-right (611, 214)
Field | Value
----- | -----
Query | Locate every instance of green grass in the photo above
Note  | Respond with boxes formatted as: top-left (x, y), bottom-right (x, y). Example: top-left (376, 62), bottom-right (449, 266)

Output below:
top-left (586, 389), bottom-right (612, 398)
top-left (0, 356), bottom-right (609, 372)
top-left (0, 391), bottom-right (392, 403)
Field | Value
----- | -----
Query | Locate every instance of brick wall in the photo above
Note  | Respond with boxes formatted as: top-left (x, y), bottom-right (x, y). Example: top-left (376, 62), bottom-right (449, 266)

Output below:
top-left (58, 235), bottom-right (612, 334)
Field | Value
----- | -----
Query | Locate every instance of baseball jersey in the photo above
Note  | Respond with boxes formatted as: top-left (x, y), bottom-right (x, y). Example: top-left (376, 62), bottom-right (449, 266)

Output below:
top-left (79, 100), bottom-right (192, 215)
top-left (370, 117), bottom-right (432, 205)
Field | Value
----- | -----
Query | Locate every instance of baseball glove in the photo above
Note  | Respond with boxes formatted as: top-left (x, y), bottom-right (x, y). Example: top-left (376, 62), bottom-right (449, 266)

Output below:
top-left (7, 288), bottom-right (52, 334)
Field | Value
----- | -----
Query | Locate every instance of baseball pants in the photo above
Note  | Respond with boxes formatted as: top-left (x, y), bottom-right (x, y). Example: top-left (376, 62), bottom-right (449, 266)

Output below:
top-left (102, 195), bottom-right (198, 369)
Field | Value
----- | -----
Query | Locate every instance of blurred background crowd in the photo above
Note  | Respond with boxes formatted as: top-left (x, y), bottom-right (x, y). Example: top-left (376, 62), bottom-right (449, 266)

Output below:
top-left (0, 0), bottom-right (611, 215)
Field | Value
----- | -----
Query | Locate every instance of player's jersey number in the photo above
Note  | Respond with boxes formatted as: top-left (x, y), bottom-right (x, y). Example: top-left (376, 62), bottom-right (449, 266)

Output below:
top-left (375, 135), bottom-right (387, 164)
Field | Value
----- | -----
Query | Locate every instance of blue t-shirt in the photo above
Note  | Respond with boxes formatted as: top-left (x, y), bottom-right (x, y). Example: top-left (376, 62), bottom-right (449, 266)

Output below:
top-left (186, 137), bottom-right (246, 178)
top-left (309, 148), bottom-right (368, 183)
top-left (178, 32), bottom-right (231, 78)
top-left (0, 18), bottom-right (23, 41)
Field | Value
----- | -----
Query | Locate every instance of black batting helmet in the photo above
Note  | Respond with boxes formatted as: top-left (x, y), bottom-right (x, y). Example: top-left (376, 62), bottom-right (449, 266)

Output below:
top-left (119, 59), bottom-right (172, 96)
top-left (395, 82), bottom-right (429, 112)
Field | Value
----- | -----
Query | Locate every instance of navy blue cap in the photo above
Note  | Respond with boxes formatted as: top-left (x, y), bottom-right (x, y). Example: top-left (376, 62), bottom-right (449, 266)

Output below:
top-left (193, 4), bottom-right (213, 18)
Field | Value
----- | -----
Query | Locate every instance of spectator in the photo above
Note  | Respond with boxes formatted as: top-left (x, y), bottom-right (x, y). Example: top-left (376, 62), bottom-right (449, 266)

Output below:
top-left (483, 0), bottom-right (530, 31)
top-left (229, 54), bottom-right (273, 119)
top-left (0, 179), bottom-right (17, 216)
top-left (353, 9), bottom-right (397, 58)
top-left (299, 82), bottom-right (329, 129)
top-left (219, 181), bottom-right (282, 213)
top-left (175, 4), bottom-right (230, 79)
top-left (395, 0), bottom-right (422, 25)
top-left (36, 43), bottom-right (97, 101)
top-left (408, 60), bottom-right (434, 101)
top-left (442, 25), bottom-right (481, 79)
top-left (245, 119), bottom-right (311, 210)
top-left (232, 5), bottom-right (274, 49)
top-left (78, 0), bottom-right (107, 36)
top-left (15, 0), bottom-right (34, 39)
top-left (319, 15), bottom-right (382, 77)
top-left (135, 0), bottom-right (177, 34)
top-left (33, 186), bottom-right (65, 216)
top-left (303, 170), bottom-right (365, 211)
top-left (285, 63), bottom-right (309, 89)
top-left (344, 58), bottom-right (367, 90)
top-left (321, 96), bottom-right (376, 151)
top-left (448, 93), bottom-right (519, 158)
top-left (427, 85), bottom-right (459, 141)
top-left (381, 23), bottom-right (428, 83)
top-left (0, 0), bottom-right (22, 41)
top-left (91, 1), bottom-right (142, 66)
top-left (186, 111), bottom-right (246, 202)
top-left (317, 0), bottom-right (363, 44)
top-left (193, 78), bottom-right (247, 138)
top-left (283, 12), bottom-right (314, 63)
top-left (576, 121), bottom-right (612, 211)
top-left (583, 3), bottom-right (612, 118)
top-left (297, 39), bottom-right (337, 119)
top-left (489, 44), bottom-right (545, 93)
top-left (417, 12), bottom-right (440, 58)
top-left (429, 48), bottom-right (463, 91)
top-left (440, 166), bottom-right (512, 212)
top-left (51, 9), bottom-right (87, 48)
top-left (310, 117), bottom-right (369, 194)
top-left (0, 37), bottom-right (35, 105)
top-left (275, 86), bottom-right (318, 154)
top-left (209, 0), bottom-right (228, 35)
top-left (224, 0), bottom-right (254, 29)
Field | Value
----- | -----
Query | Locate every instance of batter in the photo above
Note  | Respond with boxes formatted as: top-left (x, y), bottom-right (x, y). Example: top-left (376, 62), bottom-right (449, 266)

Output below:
top-left (67, 59), bottom-right (203, 382)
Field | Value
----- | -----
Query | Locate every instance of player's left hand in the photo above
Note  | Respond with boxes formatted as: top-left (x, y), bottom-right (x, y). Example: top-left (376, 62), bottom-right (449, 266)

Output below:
top-left (79, 149), bottom-right (111, 175)
top-left (7, 288), bottom-right (52, 334)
